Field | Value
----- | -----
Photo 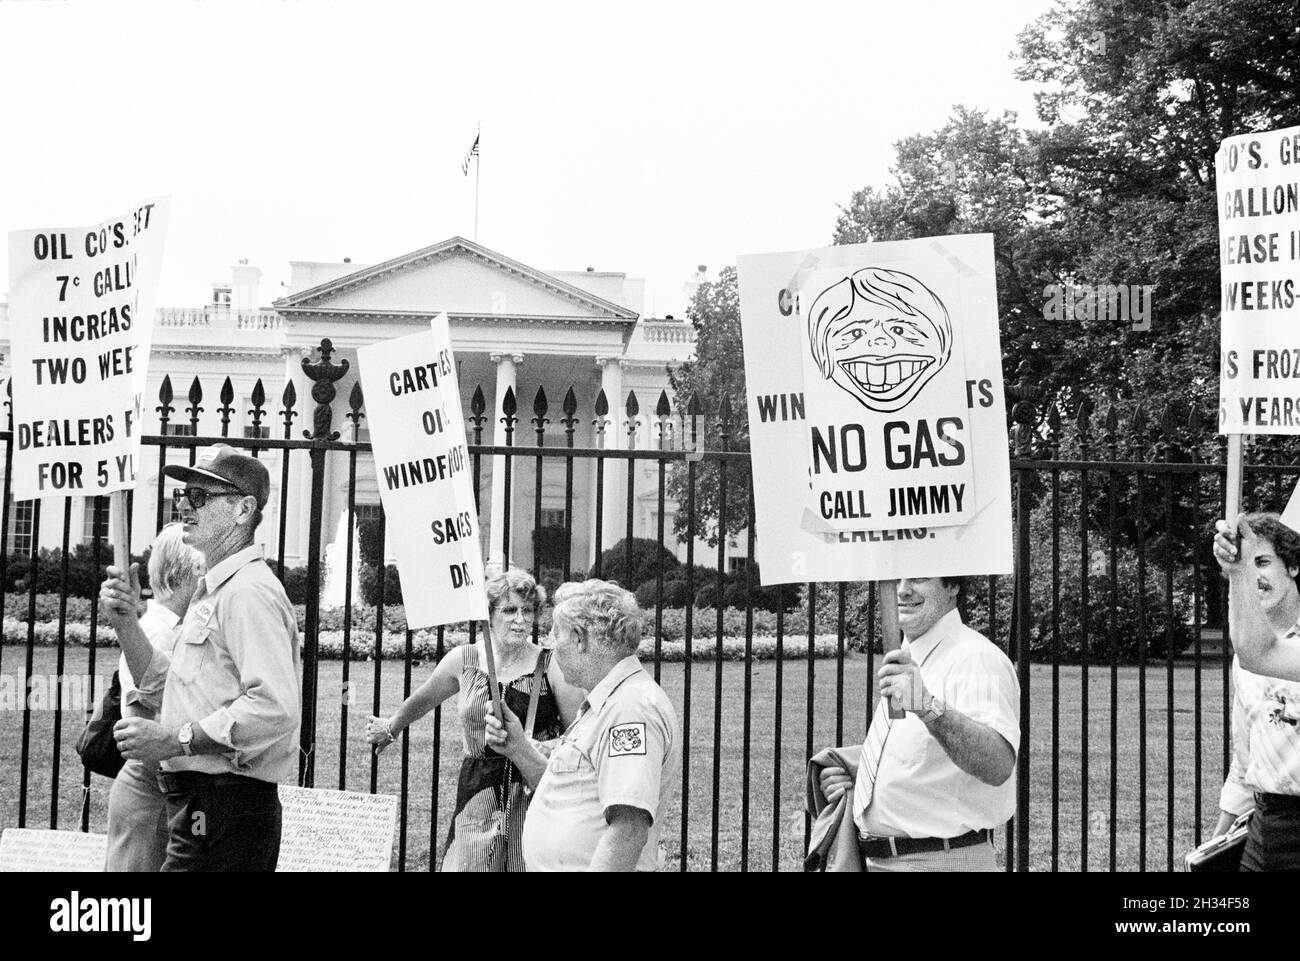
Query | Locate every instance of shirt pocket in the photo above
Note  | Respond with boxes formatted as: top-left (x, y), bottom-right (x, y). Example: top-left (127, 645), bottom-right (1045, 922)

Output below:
top-left (548, 740), bottom-right (590, 774)
top-left (171, 628), bottom-right (212, 684)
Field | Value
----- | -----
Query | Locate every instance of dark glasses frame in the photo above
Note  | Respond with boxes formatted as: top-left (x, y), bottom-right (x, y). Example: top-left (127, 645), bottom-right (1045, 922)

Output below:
top-left (172, 485), bottom-right (247, 509)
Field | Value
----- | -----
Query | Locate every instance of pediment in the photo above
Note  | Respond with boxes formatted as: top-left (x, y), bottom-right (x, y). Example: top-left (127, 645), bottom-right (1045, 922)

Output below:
top-left (273, 237), bottom-right (637, 322)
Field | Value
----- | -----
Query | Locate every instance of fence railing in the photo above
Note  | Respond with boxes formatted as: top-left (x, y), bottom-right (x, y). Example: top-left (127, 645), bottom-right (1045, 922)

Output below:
top-left (0, 340), bottom-right (1290, 871)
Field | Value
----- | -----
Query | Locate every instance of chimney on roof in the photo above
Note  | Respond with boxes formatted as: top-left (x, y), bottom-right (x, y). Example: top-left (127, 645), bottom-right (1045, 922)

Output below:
top-left (231, 260), bottom-right (262, 312)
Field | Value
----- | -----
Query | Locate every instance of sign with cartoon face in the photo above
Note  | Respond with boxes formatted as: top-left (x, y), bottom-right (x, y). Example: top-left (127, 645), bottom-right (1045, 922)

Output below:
top-left (795, 250), bottom-right (978, 534)
top-left (737, 234), bottom-right (1011, 583)
top-left (806, 268), bottom-right (953, 413)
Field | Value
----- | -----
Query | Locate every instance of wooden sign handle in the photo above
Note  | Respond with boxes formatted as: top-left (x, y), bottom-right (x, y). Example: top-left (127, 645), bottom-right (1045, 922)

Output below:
top-left (523, 654), bottom-right (546, 739)
top-left (878, 580), bottom-right (906, 719)
top-left (109, 491), bottom-right (131, 574)
top-left (479, 623), bottom-right (505, 724)
top-left (1225, 433), bottom-right (1244, 547)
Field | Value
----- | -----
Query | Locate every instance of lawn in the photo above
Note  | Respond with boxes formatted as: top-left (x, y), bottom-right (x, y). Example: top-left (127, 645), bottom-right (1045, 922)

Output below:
top-left (0, 644), bottom-right (1234, 871)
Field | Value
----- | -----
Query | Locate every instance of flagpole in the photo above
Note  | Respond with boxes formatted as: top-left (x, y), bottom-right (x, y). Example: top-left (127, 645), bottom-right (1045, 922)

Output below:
top-left (474, 122), bottom-right (481, 243)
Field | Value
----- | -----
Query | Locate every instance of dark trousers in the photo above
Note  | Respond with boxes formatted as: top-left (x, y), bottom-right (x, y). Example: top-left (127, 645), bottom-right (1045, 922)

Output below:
top-left (158, 771), bottom-right (282, 872)
top-left (1241, 792), bottom-right (1300, 872)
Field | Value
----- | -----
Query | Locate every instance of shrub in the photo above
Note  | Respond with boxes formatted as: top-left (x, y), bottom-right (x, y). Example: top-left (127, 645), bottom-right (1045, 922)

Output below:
top-left (588, 537), bottom-right (679, 588)
top-left (3, 546), bottom-right (134, 599)
top-left (1032, 562), bottom-right (1192, 662)
top-left (3, 593), bottom-right (94, 623)
top-left (360, 563), bottom-right (404, 606)
top-left (276, 564), bottom-right (313, 605)
top-left (536, 566), bottom-right (564, 600)
top-left (532, 526), bottom-right (569, 569)
top-left (635, 577), bottom-right (693, 609)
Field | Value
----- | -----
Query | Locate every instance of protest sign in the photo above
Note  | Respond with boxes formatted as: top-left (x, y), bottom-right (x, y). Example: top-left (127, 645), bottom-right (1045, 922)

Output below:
top-left (6, 200), bottom-right (169, 500)
top-left (738, 234), bottom-right (1011, 584)
top-left (797, 256), bottom-right (976, 531)
top-left (0, 828), bottom-right (106, 872)
top-left (1217, 126), bottom-right (1300, 434)
top-left (356, 314), bottom-right (488, 628)
top-left (276, 786), bottom-right (397, 872)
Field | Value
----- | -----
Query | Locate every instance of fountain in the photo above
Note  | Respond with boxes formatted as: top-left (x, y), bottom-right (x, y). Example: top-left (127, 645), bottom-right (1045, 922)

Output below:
top-left (321, 509), bottom-right (363, 610)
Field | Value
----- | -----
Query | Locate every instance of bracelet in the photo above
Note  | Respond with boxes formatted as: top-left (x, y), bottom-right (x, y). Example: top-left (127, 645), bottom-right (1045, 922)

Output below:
top-left (376, 717), bottom-right (396, 745)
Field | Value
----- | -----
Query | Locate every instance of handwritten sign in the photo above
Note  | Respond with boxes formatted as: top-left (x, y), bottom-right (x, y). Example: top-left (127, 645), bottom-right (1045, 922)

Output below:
top-left (1217, 126), bottom-right (1300, 433)
top-left (0, 828), bottom-right (106, 872)
top-left (797, 256), bottom-right (976, 531)
top-left (356, 313), bottom-right (488, 628)
top-left (737, 235), bottom-right (1011, 583)
top-left (276, 786), bottom-right (397, 872)
top-left (6, 200), bottom-right (168, 499)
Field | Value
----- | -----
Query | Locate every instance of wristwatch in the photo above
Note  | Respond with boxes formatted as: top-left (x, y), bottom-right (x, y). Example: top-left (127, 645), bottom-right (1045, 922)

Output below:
top-left (178, 722), bottom-right (195, 756)
top-left (919, 695), bottom-right (947, 724)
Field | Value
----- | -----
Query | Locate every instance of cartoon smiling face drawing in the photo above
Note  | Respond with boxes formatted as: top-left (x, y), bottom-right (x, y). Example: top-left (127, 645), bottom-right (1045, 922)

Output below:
top-left (806, 267), bottom-right (952, 413)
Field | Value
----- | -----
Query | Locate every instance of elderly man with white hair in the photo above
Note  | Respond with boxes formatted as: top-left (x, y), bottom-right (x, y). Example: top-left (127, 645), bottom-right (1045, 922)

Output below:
top-left (485, 578), bottom-right (680, 871)
top-left (104, 523), bottom-right (204, 871)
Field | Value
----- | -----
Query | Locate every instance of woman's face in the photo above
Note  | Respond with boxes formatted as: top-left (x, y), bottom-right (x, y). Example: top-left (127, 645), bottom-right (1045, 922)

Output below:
top-left (490, 589), bottom-right (535, 646)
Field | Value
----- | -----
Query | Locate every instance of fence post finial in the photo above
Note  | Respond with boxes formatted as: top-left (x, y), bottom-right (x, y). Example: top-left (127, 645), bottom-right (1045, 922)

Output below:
top-left (302, 337), bottom-right (349, 441)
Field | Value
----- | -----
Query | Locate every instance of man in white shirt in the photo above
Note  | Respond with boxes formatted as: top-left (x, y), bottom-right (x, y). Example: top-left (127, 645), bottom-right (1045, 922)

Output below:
top-left (1211, 513), bottom-right (1300, 870)
top-left (103, 524), bottom-right (203, 872)
top-left (819, 576), bottom-right (1019, 871)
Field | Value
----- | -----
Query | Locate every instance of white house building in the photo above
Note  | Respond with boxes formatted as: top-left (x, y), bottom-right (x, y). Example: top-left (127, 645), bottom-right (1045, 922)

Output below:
top-left (0, 236), bottom-right (726, 576)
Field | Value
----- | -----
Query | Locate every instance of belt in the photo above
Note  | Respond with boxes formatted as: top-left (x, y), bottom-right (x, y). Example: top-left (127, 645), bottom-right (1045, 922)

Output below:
top-left (858, 828), bottom-right (993, 859)
top-left (156, 770), bottom-right (274, 793)
top-left (1254, 792), bottom-right (1300, 811)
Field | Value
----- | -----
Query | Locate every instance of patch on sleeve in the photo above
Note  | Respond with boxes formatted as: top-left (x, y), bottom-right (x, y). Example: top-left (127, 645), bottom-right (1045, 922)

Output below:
top-left (608, 722), bottom-right (647, 757)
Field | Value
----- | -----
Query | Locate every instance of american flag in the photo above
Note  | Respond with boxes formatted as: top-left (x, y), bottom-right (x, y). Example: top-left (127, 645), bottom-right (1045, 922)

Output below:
top-left (461, 133), bottom-right (480, 176)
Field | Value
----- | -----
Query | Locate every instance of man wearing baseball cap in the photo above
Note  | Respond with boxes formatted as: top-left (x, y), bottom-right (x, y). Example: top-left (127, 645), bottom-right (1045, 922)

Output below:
top-left (100, 444), bottom-right (301, 871)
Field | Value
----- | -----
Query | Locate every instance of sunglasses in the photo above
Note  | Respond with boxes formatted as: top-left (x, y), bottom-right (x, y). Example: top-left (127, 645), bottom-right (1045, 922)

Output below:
top-left (173, 485), bottom-right (247, 509)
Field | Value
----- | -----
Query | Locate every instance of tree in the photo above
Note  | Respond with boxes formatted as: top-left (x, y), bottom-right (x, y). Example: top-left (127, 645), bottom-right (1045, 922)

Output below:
top-left (666, 266), bottom-right (753, 547)
top-left (833, 0), bottom-right (1300, 625)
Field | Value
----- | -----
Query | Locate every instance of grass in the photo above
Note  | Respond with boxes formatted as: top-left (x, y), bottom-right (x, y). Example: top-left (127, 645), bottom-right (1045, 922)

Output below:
top-left (0, 643), bottom-right (1234, 871)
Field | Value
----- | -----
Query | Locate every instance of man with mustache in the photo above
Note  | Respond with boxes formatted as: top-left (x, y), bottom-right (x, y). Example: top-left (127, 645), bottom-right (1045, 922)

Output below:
top-left (816, 576), bottom-right (1019, 871)
top-left (1210, 513), bottom-right (1300, 870)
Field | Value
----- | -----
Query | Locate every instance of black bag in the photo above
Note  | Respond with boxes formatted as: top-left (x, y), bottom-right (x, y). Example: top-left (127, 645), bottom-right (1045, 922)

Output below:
top-left (1184, 811), bottom-right (1252, 872)
top-left (76, 670), bottom-right (125, 779)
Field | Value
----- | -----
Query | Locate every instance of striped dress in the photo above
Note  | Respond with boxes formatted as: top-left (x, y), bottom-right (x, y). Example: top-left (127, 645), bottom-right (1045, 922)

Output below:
top-left (442, 641), bottom-right (561, 872)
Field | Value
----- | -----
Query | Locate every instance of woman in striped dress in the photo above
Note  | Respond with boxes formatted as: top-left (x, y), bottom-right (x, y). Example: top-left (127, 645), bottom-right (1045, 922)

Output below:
top-left (364, 569), bottom-right (584, 870)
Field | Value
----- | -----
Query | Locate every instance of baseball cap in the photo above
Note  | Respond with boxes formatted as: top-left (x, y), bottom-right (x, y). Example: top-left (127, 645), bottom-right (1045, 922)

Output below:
top-left (163, 444), bottom-right (270, 510)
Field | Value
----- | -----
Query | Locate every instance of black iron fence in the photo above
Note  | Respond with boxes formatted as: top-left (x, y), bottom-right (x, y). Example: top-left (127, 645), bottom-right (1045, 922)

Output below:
top-left (0, 339), bottom-right (1294, 871)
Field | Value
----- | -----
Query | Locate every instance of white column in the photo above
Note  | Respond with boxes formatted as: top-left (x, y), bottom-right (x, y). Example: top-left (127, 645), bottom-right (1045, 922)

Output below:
top-left (284, 345), bottom-right (312, 564)
top-left (488, 352), bottom-right (522, 569)
top-left (594, 357), bottom-right (625, 558)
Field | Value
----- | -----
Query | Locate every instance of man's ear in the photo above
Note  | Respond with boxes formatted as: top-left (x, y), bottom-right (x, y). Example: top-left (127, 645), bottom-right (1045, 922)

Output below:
top-left (235, 495), bottom-right (258, 528)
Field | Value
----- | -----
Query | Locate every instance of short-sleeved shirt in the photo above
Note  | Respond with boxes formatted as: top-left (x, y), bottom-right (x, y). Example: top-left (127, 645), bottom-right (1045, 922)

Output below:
top-left (140, 545), bottom-right (302, 783)
top-left (522, 655), bottom-right (679, 871)
top-left (853, 608), bottom-right (1020, 838)
top-left (1219, 653), bottom-right (1300, 815)
top-left (119, 600), bottom-right (181, 720)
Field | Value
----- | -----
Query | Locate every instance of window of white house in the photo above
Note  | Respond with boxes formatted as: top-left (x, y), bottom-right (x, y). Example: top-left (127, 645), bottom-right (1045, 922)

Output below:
top-left (9, 500), bottom-right (34, 555)
top-left (82, 500), bottom-right (110, 545)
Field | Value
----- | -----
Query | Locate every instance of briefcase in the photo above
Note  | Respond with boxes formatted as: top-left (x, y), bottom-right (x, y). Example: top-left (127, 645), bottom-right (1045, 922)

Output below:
top-left (1184, 811), bottom-right (1252, 872)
